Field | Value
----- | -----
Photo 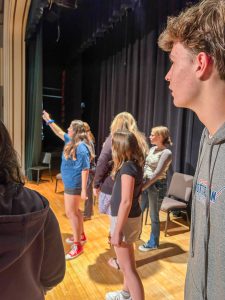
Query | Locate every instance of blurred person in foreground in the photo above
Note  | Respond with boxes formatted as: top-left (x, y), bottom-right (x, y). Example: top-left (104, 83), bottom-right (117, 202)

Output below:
top-left (0, 120), bottom-right (65, 300)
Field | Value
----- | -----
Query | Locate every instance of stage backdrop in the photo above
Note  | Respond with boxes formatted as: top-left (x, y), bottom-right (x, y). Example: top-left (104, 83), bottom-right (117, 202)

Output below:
top-left (38, 0), bottom-right (203, 176)
top-left (77, 0), bottom-right (203, 175)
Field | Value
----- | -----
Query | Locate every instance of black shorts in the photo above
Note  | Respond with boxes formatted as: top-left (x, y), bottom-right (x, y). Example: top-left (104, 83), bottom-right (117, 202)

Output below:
top-left (64, 187), bottom-right (81, 195)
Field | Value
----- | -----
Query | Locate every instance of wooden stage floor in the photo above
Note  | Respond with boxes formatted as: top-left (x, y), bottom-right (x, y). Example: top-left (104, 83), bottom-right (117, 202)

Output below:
top-left (26, 176), bottom-right (190, 300)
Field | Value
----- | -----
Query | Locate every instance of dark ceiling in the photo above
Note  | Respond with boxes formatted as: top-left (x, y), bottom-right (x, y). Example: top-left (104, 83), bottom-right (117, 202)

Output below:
top-left (43, 0), bottom-right (141, 66)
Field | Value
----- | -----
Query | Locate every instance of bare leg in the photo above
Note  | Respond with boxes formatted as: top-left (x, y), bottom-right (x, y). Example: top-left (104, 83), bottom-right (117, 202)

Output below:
top-left (114, 243), bottom-right (144, 300)
top-left (64, 193), bottom-right (83, 242)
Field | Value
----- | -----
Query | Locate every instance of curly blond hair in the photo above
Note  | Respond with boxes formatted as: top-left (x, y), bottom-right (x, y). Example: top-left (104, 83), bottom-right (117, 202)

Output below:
top-left (158, 0), bottom-right (225, 80)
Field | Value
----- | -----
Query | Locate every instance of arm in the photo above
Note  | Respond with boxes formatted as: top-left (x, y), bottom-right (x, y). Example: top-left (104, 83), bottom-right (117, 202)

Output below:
top-left (143, 150), bottom-right (172, 190)
top-left (93, 187), bottom-right (100, 197)
top-left (40, 209), bottom-right (65, 291)
top-left (111, 174), bottom-right (135, 247)
top-left (42, 110), bottom-right (65, 141)
top-left (93, 136), bottom-right (112, 190)
top-left (81, 169), bottom-right (89, 200)
top-left (78, 145), bottom-right (90, 200)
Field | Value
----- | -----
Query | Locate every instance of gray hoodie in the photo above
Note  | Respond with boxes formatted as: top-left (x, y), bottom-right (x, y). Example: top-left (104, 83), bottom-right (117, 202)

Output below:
top-left (185, 123), bottom-right (225, 300)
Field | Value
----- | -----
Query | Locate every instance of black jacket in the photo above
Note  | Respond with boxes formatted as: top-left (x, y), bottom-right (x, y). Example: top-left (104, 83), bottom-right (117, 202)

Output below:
top-left (94, 135), bottom-right (114, 195)
top-left (0, 183), bottom-right (65, 300)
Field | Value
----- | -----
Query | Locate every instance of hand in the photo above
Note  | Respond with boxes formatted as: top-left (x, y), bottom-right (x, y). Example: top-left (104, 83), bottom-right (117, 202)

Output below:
top-left (42, 110), bottom-right (50, 122)
top-left (142, 183), bottom-right (149, 191)
top-left (81, 189), bottom-right (88, 200)
top-left (110, 231), bottom-right (123, 247)
top-left (142, 186), bottom-right (146, 192)
top-left (93, 187), bottom-right (100, 197)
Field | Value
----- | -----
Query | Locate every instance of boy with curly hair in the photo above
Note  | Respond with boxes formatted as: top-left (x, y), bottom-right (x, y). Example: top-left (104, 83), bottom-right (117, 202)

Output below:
top-left (158, 1), bottom-right (225, 299)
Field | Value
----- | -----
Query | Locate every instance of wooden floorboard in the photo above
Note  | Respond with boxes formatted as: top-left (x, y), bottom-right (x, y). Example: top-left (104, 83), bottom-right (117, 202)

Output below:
top-left (26, 175), bottom-right (190, 300)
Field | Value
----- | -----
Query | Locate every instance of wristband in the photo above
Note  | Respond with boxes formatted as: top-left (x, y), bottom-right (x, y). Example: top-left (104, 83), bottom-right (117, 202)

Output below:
top-left (46, 119), bottom-right (55, 125)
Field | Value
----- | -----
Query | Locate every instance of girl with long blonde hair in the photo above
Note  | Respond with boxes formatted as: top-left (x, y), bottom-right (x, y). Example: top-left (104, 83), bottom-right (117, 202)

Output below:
top-left (94, 111), bottom-right (148, 216)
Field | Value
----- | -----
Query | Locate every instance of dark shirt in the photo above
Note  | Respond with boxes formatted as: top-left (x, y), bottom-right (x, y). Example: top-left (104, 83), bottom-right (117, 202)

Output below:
top-left (111, 161), bottom-right (143, 218)
top-left (94, 135), bottom-right (114, 195)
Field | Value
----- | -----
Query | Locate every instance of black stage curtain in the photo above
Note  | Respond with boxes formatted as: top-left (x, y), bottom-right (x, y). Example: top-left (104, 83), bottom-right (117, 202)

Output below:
top-left (81, 0), bottom-right (203, 175)
top-left (25, 0), bottom-right (48, 175)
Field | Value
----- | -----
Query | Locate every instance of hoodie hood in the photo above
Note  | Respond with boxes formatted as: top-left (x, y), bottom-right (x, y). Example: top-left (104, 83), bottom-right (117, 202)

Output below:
top-left (0, 183), bottom-right (49, 273)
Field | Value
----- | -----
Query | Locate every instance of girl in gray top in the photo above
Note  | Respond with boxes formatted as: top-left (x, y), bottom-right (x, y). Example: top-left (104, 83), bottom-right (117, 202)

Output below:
top-left (139, 126), bottom-right (172, 251)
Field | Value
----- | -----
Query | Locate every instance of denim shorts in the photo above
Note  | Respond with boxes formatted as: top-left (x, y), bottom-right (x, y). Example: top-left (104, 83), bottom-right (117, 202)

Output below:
top-left (64, 187), bottom-right (81, 195)
top-left (110, 215), bottom-right (142, 244)
top-left (98, 192), bottom-right (111, 215)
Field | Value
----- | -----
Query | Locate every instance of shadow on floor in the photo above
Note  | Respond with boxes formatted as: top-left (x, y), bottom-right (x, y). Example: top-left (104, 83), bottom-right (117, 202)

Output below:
top-left (87, 241), bottom-right (187, 284)
top-left (136, 241), bottom-right (186, 268)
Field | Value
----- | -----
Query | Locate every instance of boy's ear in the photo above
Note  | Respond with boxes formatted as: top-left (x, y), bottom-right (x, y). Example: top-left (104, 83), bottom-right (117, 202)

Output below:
top-left (195, 52), bottom-right (213, 80)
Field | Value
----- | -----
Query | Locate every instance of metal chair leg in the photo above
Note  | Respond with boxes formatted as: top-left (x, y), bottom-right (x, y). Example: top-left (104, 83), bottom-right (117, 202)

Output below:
top-left (37, 170), bottom-right (40, 185)
top-left (49, 169), bottom-right (53, 182)
top-left (165, 211), bottom-right (170, 236)
top-left (185, 211), bottom-right (190, 230)
top-left (55, 179), bottom-right (58, 193)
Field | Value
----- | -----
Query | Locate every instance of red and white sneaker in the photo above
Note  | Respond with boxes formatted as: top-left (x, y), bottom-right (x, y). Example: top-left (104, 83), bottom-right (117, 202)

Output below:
top-left (65, 233), bottom-right (87, 245)
top-left (65, 244), bottom-right (83, 260)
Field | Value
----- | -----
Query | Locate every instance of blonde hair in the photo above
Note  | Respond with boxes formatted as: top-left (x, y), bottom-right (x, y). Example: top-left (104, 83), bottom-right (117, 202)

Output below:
top-left (110, 112), bottom-right (149, 157)
top-left (63, 120), bottom-right (94, 161)
top-left (110, 112), bottom-right (137, 134)
top-left (152, 126), bottom-right (172, 146)
top-left (158, 0), bottom-right (225, 80)
top-left (112, 130), bottom-right (145, 176)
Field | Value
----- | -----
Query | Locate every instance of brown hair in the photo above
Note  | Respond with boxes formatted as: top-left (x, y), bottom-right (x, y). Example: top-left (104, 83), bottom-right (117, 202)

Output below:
top-left (158, 0), bottom-right (225, 80)
top-left (83, 121), bottom-right (95, 144)
top-left (110, 112), bottom-right (149, 157)
top-left (0, 121), bottom-right (23, 184)
top-left (111, 130), bottom-right (145, 176)
top-left (63, 120), bottom-right (94, 161)
top-left (152, 126), bottom-right (172, 146)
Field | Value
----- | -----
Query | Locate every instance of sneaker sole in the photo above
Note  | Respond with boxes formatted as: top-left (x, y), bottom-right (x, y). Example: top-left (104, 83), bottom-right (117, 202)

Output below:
top-left (65, 250), bottom-right (84, 261)
top-left (65, 239), bottom-right (74, 245)
top-left (105, 291), bottom-right (131, 300)
top-left (138, 246), bottom-right (158, 252)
